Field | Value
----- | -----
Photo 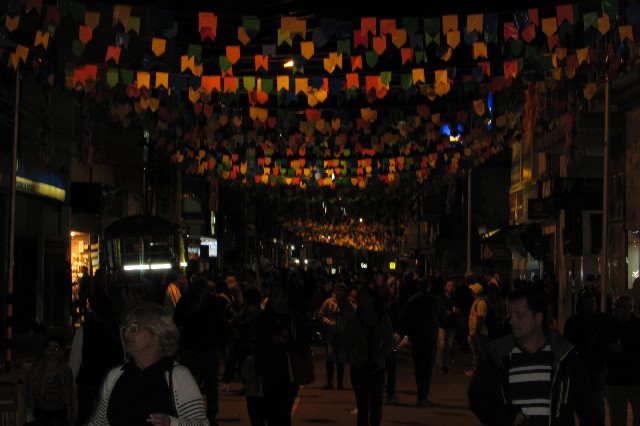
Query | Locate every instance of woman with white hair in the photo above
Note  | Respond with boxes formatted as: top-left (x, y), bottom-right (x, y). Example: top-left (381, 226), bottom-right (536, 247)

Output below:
top-left (89, 303), bottom-right (208, 426)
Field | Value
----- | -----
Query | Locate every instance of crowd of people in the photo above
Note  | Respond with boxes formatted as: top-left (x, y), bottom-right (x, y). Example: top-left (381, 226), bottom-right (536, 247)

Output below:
top-left (20, 265), bottom-right (640, 426)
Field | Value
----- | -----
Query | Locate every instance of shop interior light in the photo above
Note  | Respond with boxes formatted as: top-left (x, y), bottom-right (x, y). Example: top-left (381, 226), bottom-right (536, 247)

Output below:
top-left (180, 262), bottom-right (188, 267)
top-left (124, 264), bottom-right (150, 271)
top-left (150, 263), bottom-right (172, 270)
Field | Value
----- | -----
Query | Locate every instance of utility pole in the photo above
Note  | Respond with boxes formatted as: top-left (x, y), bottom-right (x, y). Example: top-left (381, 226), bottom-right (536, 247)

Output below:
top-left (600, 76), bottom-right (609, 313)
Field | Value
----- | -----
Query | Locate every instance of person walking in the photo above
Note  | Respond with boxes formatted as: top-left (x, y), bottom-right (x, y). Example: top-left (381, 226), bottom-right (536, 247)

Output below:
top-left (174, 276), bottom-right (228, 426)
top-left (434, 278), bottom-right (458, 374)
top-left (342, 285), bottom-right (394, 426)
top-left (600, 294), bottom-right (640, 426)
top-left (466, 283), bottom-right (488, 376)
top-left (318, 282), bottom-right (354, 389)
top-left (468, 290), bottom-right (603, 425)
top-left (69, 295), bottom-right (123, 425)
top-left (400, 278), bottom-right (437, 406)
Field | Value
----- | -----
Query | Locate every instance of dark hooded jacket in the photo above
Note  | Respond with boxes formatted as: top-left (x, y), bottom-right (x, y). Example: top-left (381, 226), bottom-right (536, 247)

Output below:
top-left (468, 329), bottom-right (604, 426)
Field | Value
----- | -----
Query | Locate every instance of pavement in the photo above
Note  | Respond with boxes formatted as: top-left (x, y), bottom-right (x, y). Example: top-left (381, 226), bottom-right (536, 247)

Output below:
top-left (216, 344), bottom-right (481, 425)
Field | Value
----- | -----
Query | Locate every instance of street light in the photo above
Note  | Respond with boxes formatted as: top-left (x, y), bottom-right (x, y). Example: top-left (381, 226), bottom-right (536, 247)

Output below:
top-left (1, 36), bottom-right (18, 372)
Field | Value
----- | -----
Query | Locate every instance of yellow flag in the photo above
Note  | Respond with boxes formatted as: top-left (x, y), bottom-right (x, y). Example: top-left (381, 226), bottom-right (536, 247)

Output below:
top-left (34, 31), bottom-right (50, 49)
top-left (412, 68), bottom-right (425, 84)
top-left (295, 77), bottom-right (308, 94)
top-left (156, 72), bottom-right (169, 89)
top-left (598, 14), bottom-right (611, 36)
top-left (300, 41), bottom-right (314, 59)
top-left (189, 88), bottom-right (200, 103)
top-left (473, 99), bottom-right (485, 116)
top-left (447, 31), bottom-right (460, 49)
top-left (442, 15), bottom-right (458, 33)
top-left (152, 38), bottom-right (166, 57)
top-left (5, 15), bottom-right (20, 32)
top-left (473, 42), bottom-right (487, 59)
top-left (85, 11), bottom-right (101, 29)
top-left (576, 47), bottom-right (588, 65)
top-left (467, 14), bottom-right (483, 34)
top-left (541, 17), bottom-right (557, 37)
top-left (277, 75), bottom-right (289, 91)
top-left (583, 83), bottom-right (597, 100)
top-left (137, 71), bottom-right (150, 89)
top-left (619, 25), bottom-right (634, 42)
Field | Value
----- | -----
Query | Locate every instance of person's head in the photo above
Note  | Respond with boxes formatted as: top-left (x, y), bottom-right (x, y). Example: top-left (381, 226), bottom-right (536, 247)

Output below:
top-left (576, 292), bottom-right (596, 316)
top-left (244, 287), bottom-right (263, 307)
top-left (508, 290), bottom-right (549, 342)
top-left (187, 276), bottom-right (209, 300)
top-left (267, 284), bottom-right (290, 313)
top-left (444, 279), bottom-right (455, 295)
top-left (333, 282), bottom-right (347, 299)
top-left (122, 303), bottom-right (180, 361)
top-left (356, 285), bottom-right (385, 316)
top-left (585, 274), bottom-right (596, 287)
top-left (416, 277), bottom-right (430, 293)
top-left (373, 270), bottom-right (385, 287)
top-left (42, 335), bottom-right (65, 362)
top-left (469, 283), bottom-right (483, 298)
top-left (614, 295), bottom-right (634, 322)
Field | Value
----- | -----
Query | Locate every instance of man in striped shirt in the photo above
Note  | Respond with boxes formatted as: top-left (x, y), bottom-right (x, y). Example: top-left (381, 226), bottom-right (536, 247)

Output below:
top-left (468, 290), bottom-right (604, 425)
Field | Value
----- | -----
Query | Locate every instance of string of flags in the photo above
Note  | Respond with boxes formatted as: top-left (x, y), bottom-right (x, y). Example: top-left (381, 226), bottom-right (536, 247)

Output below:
top-left (2, 0), bottom-right (637, 187)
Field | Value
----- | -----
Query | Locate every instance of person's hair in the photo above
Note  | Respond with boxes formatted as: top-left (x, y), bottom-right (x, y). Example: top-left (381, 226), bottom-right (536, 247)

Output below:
top-left (507, 290), bottom-right (549, 329)
top-left (126, 303), bottom-right (180, 358)
top-left (43, 335), bottom-right (65, 351)
top-left (417, 277), bottom-right (430, 292)
top-left (357, 284), bottom-right (385, 315)
top-left (162, 267), bottom-right (183, 288)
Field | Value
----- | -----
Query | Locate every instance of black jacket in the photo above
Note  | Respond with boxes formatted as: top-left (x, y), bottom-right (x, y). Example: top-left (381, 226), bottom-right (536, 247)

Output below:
top-left (468, 330), bottom-right (604, 426)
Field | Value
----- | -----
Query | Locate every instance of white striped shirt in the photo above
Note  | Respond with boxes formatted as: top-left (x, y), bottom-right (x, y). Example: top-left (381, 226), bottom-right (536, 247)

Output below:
top-left (508, 344), bottom-right (553, 425)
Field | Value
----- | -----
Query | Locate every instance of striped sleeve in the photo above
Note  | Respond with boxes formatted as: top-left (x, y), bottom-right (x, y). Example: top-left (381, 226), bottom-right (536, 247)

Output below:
top-left (169, 365), bottom-right (209, 426)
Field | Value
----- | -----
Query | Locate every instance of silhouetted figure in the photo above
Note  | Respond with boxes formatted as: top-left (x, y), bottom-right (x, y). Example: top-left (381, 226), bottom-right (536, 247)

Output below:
top-left (69, 295), bottom-right (123, 425)
top-left (401, 278), bottom-right (437, 406)
top-left (174, 277), bottom-right (228, 426)
top-left (343, 285), bottom-right (394, 426)
top-left (601, 295), bottom-right (640, 426)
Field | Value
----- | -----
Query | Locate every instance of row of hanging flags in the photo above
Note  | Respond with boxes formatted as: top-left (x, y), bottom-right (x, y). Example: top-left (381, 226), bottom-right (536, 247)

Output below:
top-left (1, 0), bottom-right (637, 187)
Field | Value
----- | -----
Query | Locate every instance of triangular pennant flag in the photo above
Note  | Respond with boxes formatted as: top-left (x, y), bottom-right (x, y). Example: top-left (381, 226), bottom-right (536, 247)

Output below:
top-left (5, 15), bottom-right (20, 32)
top-left (34, 31), bottom-right (50, 49)
top-left (238, 26), bottom-right (251, 45)
top-left (85, 11), bottom-right (100, 29)
top-left (442, 15), bottom-right (458, 33)
top-left (392, 29), bottom-right (407, 48)
top-left (447, 31), bottom-right (460, 49)
top-left (152, 38), bottom-right (166, 57)
top-left (79, 25), bottom-right (93, 44)
top-left (300, 41), bottom-right (314, 59)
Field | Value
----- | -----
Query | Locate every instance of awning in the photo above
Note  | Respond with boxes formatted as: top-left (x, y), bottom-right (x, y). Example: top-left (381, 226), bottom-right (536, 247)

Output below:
top-left (481, 223), bottom-right (544, 259)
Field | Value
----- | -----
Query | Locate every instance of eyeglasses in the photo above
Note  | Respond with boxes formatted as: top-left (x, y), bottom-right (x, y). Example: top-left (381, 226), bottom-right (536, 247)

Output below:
top-left (47, 345), bottom-right (63, 352)
top-left (120, 323), bottom-right (140, 334)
